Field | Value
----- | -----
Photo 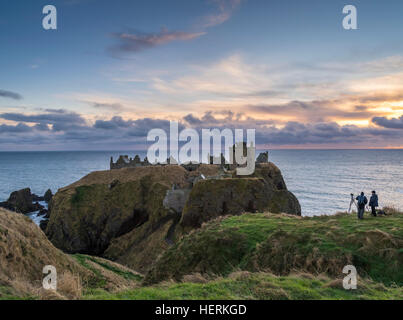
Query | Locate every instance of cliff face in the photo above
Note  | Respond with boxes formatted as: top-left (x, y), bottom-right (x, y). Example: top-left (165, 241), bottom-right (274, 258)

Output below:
top-left (45, 163), bottom-right (300, 272)
top-left (46, 166), bottom-right (187, 255)
top-left (178, 178), bottom-right (298, 234)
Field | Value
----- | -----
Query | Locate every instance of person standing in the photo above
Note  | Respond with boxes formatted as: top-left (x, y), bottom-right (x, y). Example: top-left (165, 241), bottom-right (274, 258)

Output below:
top-left (369, 191), bottom-right (379, 217)
top-left (356, 192), bottom-right (368, 220)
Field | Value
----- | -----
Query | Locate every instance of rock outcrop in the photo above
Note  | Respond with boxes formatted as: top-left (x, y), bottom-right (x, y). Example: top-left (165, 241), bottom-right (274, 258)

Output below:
top-left (44, 189), bottom-right (53, 203)
top-left (45, 163), bottom-right (300, 272)
top-left (0, 188), bottom-right (43, 214)
top-left (178, 177), bottom-right (298, 234)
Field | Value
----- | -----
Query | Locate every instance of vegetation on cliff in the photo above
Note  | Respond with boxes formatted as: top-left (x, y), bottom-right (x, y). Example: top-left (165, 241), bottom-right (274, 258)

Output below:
top-left (1, 164), bottom-right (400, 300)
top-left (145, 210), bottom-right (403, 286)
top-left (0, 208), bottom-right (142, 299)
top-left (83, 272), bottom-right (402, 300)
top-left (45, 163), bottom-right (300, 272)
top-left (0, 207), bottom-right (401, 300)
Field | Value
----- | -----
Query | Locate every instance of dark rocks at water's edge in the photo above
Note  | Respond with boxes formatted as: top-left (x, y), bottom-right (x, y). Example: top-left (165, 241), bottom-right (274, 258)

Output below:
top-left (39, 218), bottom-right (49, 231)
top-left (0, 188), bottom-right (43, 214)
top-left (0, 188), bottom-right (52, 228)
top-left (32, 189), bottom-right (53, 203)
top-left (44, 189), bottom-right (53, 203)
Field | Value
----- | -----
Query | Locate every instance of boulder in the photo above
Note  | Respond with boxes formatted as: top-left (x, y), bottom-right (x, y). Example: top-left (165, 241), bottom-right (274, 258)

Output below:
top-left (44, 189), bottom-right (53, 203)
top-left (0, 188), bottom-right (42, 214)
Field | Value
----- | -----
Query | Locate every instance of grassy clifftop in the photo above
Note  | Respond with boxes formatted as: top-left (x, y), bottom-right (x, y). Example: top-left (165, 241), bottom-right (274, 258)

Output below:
top-left (1, 207), bottom-right (402, 300)
top-left (145, 210), bottom-right (403, 286)
top-left (83, 209), bottom-right (402, 300)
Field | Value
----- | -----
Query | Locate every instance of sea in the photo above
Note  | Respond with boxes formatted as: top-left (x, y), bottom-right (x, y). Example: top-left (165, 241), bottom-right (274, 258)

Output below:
top-left (0, 150), bottom-right (401, 217)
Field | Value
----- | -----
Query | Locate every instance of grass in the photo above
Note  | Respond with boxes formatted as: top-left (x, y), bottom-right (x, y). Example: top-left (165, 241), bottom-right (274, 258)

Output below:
top-left (72, 254), bottom-right (142, 292)
top-left (83, 272), bottom-right (403, 300)
top-left (74, 254), bottom-right (142, 282)
top-left (1, 206), bottom-right (401, 300)
top-left (72, 254), bottom-right (108, 288)
top-left (0, 286), bottom-right (36, 300)
top-left (145, 210), bottom-right (403, 286)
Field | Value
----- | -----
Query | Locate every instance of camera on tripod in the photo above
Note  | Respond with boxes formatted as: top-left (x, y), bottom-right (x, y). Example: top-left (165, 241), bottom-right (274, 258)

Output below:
top-left (348, 193), bottom-right (356, 213)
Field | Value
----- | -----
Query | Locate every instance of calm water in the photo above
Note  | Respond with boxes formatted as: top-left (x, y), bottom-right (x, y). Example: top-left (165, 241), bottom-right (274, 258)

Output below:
top-left (0, 150), bottom-right (401, 216)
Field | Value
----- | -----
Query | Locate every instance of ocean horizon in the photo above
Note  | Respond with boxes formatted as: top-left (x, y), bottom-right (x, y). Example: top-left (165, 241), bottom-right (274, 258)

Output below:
top-left (0, 149), bottom-right (402, 216)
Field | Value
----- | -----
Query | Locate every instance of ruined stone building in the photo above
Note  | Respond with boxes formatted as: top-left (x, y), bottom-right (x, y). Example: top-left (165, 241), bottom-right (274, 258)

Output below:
top-left (110, 144), bottom-right (268, 171)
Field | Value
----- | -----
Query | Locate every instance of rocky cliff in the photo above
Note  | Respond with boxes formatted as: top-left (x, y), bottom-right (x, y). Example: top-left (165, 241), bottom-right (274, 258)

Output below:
top-left (45, 163), bottom-right (300, 272)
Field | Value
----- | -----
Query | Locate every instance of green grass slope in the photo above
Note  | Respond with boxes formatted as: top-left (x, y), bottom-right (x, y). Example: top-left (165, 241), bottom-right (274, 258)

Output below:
top-left (145, 210), bottom-right (403, 286)
top-left (84, 272), bottom-right (402, 300)
top-left (2, 208), bottom-right (402, 300)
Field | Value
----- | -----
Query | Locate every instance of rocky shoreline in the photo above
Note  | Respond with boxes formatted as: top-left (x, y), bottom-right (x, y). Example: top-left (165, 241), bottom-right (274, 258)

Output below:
top-left (0, 161), bottom-right (401, 300)
top-left (1, 159), bottom-right (302, 275)
top-left (0, 187), bottom-right (53, 230)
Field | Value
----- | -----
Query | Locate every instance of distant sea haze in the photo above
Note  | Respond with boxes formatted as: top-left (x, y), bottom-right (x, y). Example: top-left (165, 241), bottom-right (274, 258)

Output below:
top-left (0, 150), bottom-right (401, 216)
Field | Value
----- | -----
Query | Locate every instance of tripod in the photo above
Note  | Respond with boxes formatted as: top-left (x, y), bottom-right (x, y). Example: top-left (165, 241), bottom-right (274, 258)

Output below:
top-left (348, 194), bottom-right (357, 213)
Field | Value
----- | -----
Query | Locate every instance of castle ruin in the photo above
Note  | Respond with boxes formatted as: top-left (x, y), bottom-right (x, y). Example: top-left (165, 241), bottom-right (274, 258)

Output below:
top-left (110, 144), bottom-right (269, 171)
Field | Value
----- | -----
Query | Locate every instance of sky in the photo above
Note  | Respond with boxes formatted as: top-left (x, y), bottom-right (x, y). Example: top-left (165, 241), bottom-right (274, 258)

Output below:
top-left (0, 0), bottom-right (402, 151)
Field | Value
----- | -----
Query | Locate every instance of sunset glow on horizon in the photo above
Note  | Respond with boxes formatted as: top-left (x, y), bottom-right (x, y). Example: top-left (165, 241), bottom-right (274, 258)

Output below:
top-left (0, 0), bottom-right (402, 150)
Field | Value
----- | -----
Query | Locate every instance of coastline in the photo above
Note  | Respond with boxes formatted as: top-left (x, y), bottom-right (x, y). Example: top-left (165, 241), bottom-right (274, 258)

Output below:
top-left (0, 149), bottom-right (402, 216)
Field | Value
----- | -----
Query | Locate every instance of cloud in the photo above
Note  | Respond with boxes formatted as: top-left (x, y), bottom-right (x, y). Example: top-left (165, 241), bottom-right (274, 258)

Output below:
top-left (94, 116), bottom-right (175, 136)
top-left (1, 109), bottom-right (401, 150)
top-left (0, 109), bottom-right (87, 132)
top-left (0, 123), bottom-right (32, 133)
top-left (372, 115), bottom-right (403, 129)
top-left (0, 110), bottom-right (86, 126)
top-left (89, 102), bottom-right (125, 111)
top-left (152, 54), bottom-right (275, 98)
top-left (201, 0), bottom-right (242, 28)
top-left (108, 0), bottom-right (241, 56)
top-left (182, 111), bottom-right (403, 146)
top-left (109, 29), bottom-right (206, 55)
top-left (0, 89), bottom-right (22, 100)
top-left (246, 99), bottom-right (384, 123)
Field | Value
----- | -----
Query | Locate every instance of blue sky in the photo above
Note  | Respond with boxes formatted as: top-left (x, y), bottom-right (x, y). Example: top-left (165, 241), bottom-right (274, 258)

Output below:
top-left (0, 0), bottom-right (402, 150)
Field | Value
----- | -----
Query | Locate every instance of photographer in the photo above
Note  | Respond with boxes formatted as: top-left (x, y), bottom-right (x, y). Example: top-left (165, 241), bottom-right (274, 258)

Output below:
top-left (356, 192), bottom-right (368, 220)
top-left (369, 191), bottom-right (379, 217)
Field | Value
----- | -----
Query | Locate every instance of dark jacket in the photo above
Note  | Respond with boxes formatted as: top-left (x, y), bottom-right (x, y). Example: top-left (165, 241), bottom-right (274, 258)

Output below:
top-left (369, 194), bottom-right (378, 207)
top-left (356, 195), bottom-right (368, 209)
